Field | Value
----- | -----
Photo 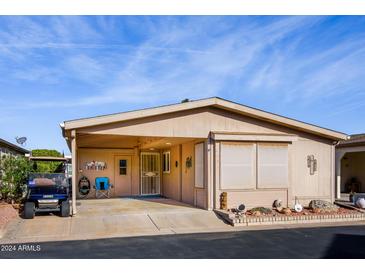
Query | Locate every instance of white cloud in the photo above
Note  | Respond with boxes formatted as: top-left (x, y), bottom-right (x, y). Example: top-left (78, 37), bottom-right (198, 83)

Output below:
top-left (0, 16), bottom-right (365, 115)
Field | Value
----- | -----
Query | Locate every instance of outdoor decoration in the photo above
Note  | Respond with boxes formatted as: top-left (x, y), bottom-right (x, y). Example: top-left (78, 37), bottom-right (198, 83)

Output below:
top-left (238, 204), bottom-right (246, 212)
top-left (273, 199), bottom-right (282, 208)
top-left (294, 196), bottom-right (303, 213)
top-left (294, 204), bottom-right (303, 213)
top-left (85, 161), bottom-right (107, 171)
top-left (220, 192), bottom-right (227, 210)
top-left (307, 155), bottom-right (317, 175)
top-left (185, 156), bottom-right (192, 169)
top-left (78, 176), bottom-right (91, 197)
top-left (356, 198), bottom-right (365, 209)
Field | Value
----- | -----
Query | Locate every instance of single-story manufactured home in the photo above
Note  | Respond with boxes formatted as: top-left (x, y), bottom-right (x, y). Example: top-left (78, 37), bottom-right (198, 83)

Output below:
top-left (61, 97), bottom-right (347, 215)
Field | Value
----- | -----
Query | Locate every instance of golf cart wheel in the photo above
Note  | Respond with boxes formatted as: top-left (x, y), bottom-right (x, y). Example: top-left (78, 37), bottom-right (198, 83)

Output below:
top-left (24, 202), bottom-right (35, 219)
top-left (60, 200), bottom-right (70, 217)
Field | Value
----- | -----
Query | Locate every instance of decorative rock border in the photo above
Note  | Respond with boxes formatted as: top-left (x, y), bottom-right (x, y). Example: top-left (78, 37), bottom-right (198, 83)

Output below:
top-left (214, 209), bottom-right (365, 227)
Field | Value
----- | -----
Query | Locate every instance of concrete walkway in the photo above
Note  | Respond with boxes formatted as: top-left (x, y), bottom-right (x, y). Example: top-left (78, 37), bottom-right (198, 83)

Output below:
top-left (0, 198), bottom-right (231, 244)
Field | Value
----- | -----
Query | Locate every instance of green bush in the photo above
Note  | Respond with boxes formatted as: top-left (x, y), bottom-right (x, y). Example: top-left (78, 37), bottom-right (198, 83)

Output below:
top-left (0, 155), bottom-right (32, 202)
top-left (31, 149), bottom-right (62, 173)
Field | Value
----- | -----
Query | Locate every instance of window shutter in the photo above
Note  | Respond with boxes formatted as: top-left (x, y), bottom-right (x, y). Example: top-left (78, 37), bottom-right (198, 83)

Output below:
top-left (220, 143), bottom-right (255, 189)
top-left (257, 144), bottom-right (288, 188)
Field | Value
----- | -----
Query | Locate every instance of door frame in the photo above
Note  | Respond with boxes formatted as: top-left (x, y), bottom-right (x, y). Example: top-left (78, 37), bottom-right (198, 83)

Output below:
top-left (140, 152), bottom-right (161, 195)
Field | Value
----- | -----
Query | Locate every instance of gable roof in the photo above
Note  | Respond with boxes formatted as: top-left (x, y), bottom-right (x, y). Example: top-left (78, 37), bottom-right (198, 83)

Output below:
top-left (62, 97), bottom-right (347, 141)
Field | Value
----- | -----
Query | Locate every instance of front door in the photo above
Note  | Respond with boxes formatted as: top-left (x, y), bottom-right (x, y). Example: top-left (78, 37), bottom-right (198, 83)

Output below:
top-left (114, 156), bottom-right (132, 196)
top-left (140, 152), bottom-right (160, 195)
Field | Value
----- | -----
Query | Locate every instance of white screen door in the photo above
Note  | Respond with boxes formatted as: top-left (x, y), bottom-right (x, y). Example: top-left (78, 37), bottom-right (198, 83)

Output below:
top-left (140, 152), bottom-right (161, 195)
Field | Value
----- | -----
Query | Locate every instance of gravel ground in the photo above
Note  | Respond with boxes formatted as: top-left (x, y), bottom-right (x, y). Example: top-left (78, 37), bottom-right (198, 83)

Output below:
top-left (0, 204), bottom-right (18, 231)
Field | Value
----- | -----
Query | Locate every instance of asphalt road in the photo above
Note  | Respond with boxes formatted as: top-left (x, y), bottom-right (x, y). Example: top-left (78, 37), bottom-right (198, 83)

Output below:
top-left (1, 225), bottom-right (365, 259)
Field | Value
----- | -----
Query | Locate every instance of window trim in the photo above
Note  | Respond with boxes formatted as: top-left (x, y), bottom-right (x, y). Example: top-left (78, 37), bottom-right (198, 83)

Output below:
top-left (162, 151), bottom-right (171, 174)
top-left (119, 159), bottom-right (128, 176)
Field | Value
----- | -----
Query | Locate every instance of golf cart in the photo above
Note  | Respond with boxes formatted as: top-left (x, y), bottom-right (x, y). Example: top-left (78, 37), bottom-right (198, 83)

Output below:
top-left (23, 156), bottom-right (71, 219)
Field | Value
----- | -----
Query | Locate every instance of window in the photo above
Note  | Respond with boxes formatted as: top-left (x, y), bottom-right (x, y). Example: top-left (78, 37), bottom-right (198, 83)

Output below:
top-left (195, 143), bottom-right (204, 188)
top-left (162, 151), bottom-right (170, 173)
top-left (257, 144), bottom-right (288, 188)
top-left (119, 159), bottom-right (127, 175)
top-left (220, 143), bottom-right (255, 190)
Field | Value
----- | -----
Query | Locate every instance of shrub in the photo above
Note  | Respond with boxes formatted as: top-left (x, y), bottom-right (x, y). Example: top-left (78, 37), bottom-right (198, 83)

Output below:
top-left (0, 155), bottom-right (32, 203)
top-left (31, 149), bottom-right (62, 173)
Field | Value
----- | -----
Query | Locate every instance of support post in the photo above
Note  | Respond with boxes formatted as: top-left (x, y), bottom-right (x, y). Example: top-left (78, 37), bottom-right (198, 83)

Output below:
top-left (335, 150), bottom-right (345, 200)
top-left (71, 130), bottom-right (77, 215)
top-left (205, 137), bottom-right (214, 210)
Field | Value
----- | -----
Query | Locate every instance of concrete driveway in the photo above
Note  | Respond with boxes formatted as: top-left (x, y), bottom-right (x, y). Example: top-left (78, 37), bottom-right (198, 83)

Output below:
top-left (0, 198), bottom-right (230, 244)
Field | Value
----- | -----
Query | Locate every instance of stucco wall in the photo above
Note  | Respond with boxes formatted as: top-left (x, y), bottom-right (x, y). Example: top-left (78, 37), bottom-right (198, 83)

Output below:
top-left (77, 107), bottom-right (316, 138)
top-left (77, 148), bottom-right (140, 198)
top-left (162, 141), bottom-right (207, 208)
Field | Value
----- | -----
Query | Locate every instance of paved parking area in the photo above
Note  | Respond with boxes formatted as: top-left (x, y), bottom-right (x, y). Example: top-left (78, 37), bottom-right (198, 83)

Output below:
top-left (0, 198), bottom-right (230, 244)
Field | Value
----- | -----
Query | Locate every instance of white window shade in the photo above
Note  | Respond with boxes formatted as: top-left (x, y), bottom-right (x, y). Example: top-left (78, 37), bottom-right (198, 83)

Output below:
top-left (195, 143), bottom-right (204, 188)
top-left (220, 143), bottom-right (255, 190)
top-left (258, 144), bottom-right (288, 188)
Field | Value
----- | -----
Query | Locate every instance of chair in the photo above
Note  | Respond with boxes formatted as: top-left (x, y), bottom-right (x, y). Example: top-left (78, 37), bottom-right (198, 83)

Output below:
top-left (94, 177), bottom-right (112, 199)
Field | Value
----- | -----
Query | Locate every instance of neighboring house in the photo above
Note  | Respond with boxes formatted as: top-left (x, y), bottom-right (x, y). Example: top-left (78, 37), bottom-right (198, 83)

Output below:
top-left (335, 134), bottom-right (365, 199)
top-left (0, 138), bottom-right (29, 184)
top-left (0, 138), bottom-right (29, 158)
top-left (61, 97), bottom-right (347, 215)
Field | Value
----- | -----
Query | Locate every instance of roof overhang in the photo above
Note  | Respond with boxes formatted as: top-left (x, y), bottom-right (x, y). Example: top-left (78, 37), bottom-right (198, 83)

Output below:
top-left (61, 97), bottom-right (348, 141)
top-left (0, 138), bottom-right (29, 154)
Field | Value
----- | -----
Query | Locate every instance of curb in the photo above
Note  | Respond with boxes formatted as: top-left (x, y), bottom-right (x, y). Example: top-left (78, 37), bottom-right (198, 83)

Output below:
top-left (214, 209), bottom-right (365, 227)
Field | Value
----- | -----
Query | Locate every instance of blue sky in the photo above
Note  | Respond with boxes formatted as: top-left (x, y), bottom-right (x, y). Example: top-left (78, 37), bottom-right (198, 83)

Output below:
top-left (0, 16), bottom-right (365, 153)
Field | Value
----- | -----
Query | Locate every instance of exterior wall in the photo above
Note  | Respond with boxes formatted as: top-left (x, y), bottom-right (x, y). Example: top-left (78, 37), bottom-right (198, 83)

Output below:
top-left (77, 107), bottom-right (308, 138)
top-left (162, 140), bottom-right (208, 209)
top-left (77, 148), bottom-right (140, 198)
top-left (340, 152), bottom-right (365, 192)
top-left (72, 106), bottom-right (335, 209)
top-left (291, 138), bottom-right (333, 205)
top-left (0, 146), bottom-right (26, 157)
top-left (214, 137), bottom-right (334, 209)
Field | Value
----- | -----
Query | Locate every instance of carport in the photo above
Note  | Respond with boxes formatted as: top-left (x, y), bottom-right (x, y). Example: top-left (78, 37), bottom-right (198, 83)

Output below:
top-left (336, 134), bottom-right (365, 199)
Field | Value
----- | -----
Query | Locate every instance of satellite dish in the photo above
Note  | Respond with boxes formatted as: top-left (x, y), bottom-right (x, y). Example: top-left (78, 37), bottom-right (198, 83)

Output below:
top-left (15, 136), bottom-right (27, 146)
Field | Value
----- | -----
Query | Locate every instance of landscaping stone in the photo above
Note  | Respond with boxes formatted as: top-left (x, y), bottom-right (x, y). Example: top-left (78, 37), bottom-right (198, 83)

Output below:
top-left (281, 207), bottom-right (292, 215)
top-left (356, 198), bottom-right (365, 209)
top-left (250, 207), bottom-right (272, 215)
top-left (309, 200), bottom-right (339, 213)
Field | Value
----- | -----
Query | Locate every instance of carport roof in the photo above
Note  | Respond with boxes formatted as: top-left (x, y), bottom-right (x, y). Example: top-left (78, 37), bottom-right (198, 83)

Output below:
top-left (61, 97), bottom-right (347, 141)
top-left (337, 133), bottom-right (365, 147)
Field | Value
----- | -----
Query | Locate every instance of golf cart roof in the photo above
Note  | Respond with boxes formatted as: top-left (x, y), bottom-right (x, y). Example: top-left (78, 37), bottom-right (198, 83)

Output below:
top-left (29, 156), bottom-right (69, 162)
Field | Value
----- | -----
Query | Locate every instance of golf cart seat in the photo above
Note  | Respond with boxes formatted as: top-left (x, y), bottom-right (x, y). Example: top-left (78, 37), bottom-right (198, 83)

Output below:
top-left (95, 177), bottom-right (112, 198)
